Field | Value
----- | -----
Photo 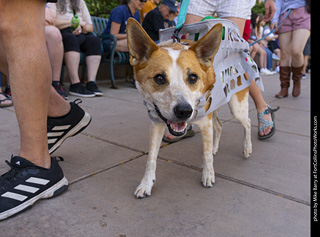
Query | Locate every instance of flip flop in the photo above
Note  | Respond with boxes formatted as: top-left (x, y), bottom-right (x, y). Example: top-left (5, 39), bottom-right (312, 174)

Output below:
top-left (0, 92), bottom-right (13, 108)
top-left (258, 105), bottom-right (280, 140)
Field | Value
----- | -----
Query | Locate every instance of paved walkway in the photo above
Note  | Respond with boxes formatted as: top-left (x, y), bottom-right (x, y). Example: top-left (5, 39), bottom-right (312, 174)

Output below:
top-left (0, 73), bottom-right (311, 236)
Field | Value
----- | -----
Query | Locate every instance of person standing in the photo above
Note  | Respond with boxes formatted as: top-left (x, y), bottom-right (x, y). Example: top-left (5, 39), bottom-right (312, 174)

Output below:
top-left (271, 0), bottom-right (311, 98)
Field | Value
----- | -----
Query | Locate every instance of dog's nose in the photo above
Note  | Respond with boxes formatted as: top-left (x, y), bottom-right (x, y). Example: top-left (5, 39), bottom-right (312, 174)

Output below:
top-left (174, 104), bottom-right (193, 120)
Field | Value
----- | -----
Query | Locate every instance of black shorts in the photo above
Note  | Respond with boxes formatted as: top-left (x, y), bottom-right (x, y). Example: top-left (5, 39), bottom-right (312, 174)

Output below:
top-left (268, 41), bottom-right (280, 53)
top-left (60, 30), bottom-right (101, 56)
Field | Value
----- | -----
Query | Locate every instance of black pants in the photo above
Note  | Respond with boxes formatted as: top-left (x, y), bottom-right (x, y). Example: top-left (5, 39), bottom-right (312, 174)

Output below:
top-left (61, 30), bottom-right (101, 56)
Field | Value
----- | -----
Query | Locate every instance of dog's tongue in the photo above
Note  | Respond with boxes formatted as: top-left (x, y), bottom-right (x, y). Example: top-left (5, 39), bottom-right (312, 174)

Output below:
top-left (168, 121), bottom-right (187, 132)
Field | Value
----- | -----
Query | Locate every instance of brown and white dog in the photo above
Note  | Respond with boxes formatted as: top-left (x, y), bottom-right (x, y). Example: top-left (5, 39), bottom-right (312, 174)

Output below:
top-left (127, 18), bottom-right (251, 198)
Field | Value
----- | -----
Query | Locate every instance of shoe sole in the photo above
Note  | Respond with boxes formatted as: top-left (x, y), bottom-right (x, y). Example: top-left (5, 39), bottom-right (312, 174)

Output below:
top-left (94, 92), bottom-right (103, 96)
top-left (69, 91), bottom-right (95, 98)
top-left (49, 112), bottom-right (92, 154)
top-left (0, 177), bottom-right (68, 221)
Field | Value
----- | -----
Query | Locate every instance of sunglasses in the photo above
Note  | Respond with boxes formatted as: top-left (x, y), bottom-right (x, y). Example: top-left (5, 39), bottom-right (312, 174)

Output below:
top-left (140, 0), bottom-right (147, 2)
top-left (165, 5), bottom-right (177, 14)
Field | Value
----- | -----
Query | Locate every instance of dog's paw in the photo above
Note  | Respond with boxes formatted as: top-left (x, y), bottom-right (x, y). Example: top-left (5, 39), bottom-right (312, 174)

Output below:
top-left (201, 170), bottom-right (215, 188)
top-left (243, 141), bottom-right (252, 158)
top-left (134, 181), bottom-right (154, 199)
top-left (212, 146), bottom-right (218, 156)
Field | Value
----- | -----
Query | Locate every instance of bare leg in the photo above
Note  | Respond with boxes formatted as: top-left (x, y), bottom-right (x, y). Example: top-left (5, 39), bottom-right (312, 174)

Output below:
top-left (48, 87), bottom-right (71, 117)
top-left (0, 0), bottom-right (51, 168)
top-left (86, 55), bottom-right (101, 82)
top-left (291, 29), bottom-right (310, 68)
top-left (278, 31), bottom-right (292, 67)
top-left (115, 39), bottom-right (129, 52)
top-left (185, 14), bottom-right (202, 25)
top-left (64, 51), bottom-right (81, 84)
top-left (45, 25), bottom-right (63, 82)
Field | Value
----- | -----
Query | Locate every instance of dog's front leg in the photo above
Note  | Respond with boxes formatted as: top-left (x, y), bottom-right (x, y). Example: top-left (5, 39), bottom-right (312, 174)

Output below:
top-left (194, 115), bottom-right (215, 187)
top-left (134, 122), bottom-right (166, 198)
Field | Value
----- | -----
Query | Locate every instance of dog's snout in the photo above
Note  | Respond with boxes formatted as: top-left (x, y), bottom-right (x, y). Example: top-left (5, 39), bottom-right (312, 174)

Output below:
top-left (174, 104), bottom-right (193, 120)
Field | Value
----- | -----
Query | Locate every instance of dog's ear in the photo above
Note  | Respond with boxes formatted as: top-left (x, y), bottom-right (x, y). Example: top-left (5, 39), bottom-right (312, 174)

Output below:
top-left (189, 23), bottom-right (222, 69)
top-left (127, 18), bottom-right (159, 67)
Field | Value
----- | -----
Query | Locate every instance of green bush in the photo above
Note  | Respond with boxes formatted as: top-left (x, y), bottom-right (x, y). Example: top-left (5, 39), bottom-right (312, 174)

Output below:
top-left (85, 0), bottom-right (121, 18)
top-left (252, 0), bottom-right (265, 16)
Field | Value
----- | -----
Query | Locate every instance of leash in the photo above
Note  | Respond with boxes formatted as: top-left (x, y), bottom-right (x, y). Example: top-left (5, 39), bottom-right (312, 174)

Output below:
top-left (173, 0), bottom-right (190, 43)
top-left (249, 9), bottom-right (291, 46)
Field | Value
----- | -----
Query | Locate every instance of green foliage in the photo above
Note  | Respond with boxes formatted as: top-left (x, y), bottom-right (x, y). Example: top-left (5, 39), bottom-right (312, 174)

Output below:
top-left (252, 0), bottom-right (265, 16)
top-left (85, 0), bottom-right (121, 18)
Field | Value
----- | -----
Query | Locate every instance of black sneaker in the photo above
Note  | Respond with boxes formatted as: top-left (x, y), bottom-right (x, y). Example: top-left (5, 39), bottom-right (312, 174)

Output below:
top-left (86, 81), bottom-right (103, 96)
top-left (47, 99), bottom-right (92, 154)
top-left (52, 82), bottom-right (68, 100)
top-left (69, 83), bottom-right (95, 98)
top-left (0, 156), bottom-right (68, 220)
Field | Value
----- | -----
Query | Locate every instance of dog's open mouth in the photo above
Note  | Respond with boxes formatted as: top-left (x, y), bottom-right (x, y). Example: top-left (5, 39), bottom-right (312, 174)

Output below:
top-left (154, 103), bottom-right (188, 137)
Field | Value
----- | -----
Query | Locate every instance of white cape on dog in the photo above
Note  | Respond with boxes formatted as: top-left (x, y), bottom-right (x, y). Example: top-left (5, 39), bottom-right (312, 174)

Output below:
top-left (159, 19), bottom-right (264, 121)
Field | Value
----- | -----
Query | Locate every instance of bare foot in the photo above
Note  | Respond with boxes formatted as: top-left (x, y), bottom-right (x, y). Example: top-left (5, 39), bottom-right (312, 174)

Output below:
top-left (0, 93), bottom-right (12, 107)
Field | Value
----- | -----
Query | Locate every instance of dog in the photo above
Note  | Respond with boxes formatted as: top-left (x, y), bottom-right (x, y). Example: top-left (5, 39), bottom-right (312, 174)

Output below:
top-left (127, 18), bottom-right (251, 198)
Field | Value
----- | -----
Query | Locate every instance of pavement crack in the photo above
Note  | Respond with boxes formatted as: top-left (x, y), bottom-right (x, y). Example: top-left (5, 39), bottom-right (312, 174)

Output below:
top-left (158, 156), bottom-right (310, 207)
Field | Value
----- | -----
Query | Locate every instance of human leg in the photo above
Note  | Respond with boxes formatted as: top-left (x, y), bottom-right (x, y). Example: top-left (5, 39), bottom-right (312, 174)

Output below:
top-left (275, 31), bottom-right (292, 98)
top-left (290, 29), bottom-right (310, 97)
top-left (116, 39), bottom-right (129, 52)
top-left (0, 0), bottom-right (69, 220)
top-left (0, 0), bottom-right (51, 168)
top-left (278, 31), bottom-right (292, 67)
top-left (80, 34), bottom-right (102, 82)
top-left (45, 26), bottom-right (63, 83)
top-left (45, 26), bottom-right (68, 99)
top-left (64, 51), bottom-right (81, 84)
top-left (185, 14), bottom-right (203, 24)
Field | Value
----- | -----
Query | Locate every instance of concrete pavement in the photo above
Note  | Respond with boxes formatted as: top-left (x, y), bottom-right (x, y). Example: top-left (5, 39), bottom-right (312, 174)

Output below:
top-left (0, 72), bottom-right (311, 236)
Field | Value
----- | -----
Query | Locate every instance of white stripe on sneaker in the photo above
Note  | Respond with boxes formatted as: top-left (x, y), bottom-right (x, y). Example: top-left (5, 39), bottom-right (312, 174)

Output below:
top-left (48, 138), bottom-right (57, 144)
top-left (26, 177), bottom-right (50, 185)
top-left (14, 185), bottom-right (39, 194)
top-left (1, 192), bottom-right (28, 202)
top-left (47, 132), bottom-right (64, 137)
top-left (52, 125), bottom-right (71, 131)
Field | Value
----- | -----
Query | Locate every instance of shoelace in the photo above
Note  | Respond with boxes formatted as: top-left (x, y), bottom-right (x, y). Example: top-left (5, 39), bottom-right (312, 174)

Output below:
top-left (0, 160), bottom-right (19, 190)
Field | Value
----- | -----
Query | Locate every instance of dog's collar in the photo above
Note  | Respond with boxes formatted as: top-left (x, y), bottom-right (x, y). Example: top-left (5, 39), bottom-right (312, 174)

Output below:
top-left (143, 100), bottom-right (163, 123)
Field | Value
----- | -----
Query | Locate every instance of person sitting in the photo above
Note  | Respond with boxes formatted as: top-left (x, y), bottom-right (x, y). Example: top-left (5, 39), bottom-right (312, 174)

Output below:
top-left (263, 23), bottom-right (281, 73)
top-left (142, 0), bottom-right (179, 43)
top-left (47, 0), bottom-right (103, 98)
top-left (45, 6), bottom-right (68, 99)
top-left (102, 0), bottom-right (146, 53)
top-left (140, 0), bottom-right (161, 23)
top-left (248, 12), bottom-right (274, 75)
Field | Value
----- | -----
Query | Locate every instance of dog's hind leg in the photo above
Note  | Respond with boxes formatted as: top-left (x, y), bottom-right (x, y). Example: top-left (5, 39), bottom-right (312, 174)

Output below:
top-left (212, 110), bottom-right (223, 155)
top-left (194, 114), bottom-right (215, 187)
top-left (228, 88), bottom-right (252, 158)
top-left (134, 122), bottom-right (166, 198)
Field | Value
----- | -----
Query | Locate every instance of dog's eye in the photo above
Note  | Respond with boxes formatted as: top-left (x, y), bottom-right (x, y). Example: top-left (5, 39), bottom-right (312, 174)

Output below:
top-left (188, 74), bottom-right (198, 84)
top-left (153, 74), bottom-right (166, 85)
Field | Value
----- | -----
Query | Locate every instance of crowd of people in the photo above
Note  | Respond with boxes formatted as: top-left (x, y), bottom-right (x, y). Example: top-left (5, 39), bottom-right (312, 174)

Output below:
top-left (0, 0), bottom-right (311, 221)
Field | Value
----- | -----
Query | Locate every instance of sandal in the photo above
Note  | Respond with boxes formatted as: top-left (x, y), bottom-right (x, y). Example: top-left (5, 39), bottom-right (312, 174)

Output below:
top-left (258, 105), bottom-right (280, 140)
top-left (162, 124), bottom-right (195, 143)
top-left (0, 92), bottom-right (13, 108)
